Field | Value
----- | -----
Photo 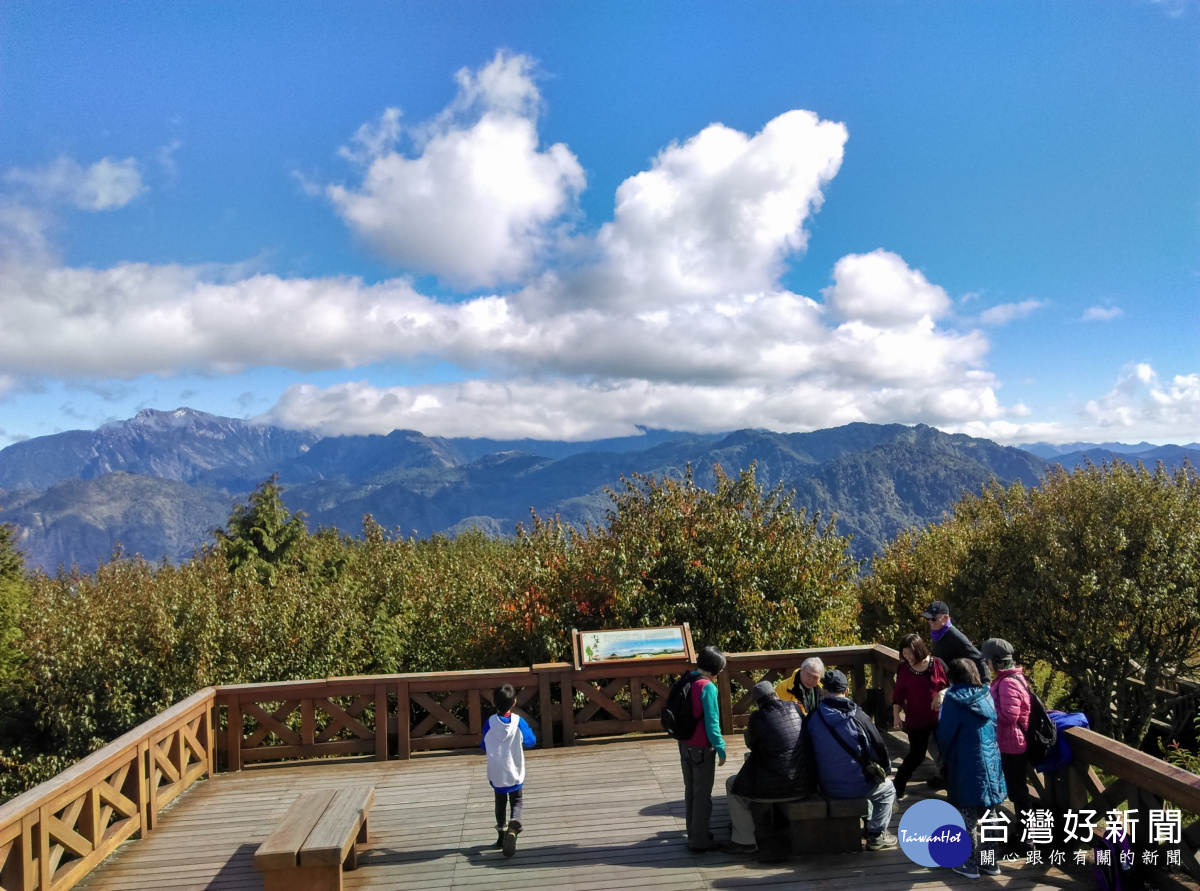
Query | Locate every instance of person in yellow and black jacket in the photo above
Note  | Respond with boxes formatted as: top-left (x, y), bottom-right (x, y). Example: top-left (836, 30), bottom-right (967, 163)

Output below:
top-left (774, 656), bottom-right (825, 716)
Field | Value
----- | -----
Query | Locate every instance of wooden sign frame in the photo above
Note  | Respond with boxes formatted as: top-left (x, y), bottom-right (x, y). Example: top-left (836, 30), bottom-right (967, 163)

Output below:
top-left (571, 623), bottom-right (696, 671)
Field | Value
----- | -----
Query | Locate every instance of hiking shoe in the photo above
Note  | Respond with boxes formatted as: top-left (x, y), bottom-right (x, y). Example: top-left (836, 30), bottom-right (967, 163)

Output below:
top-left (502, 820), bottom-right (521, 858)
top-left (488, 829), bottom-right (505, 849)
top-left (952, 863), bottom-right (980, 879)
top-left (894, 781), bottom-right (908, 800)
top-left (865, 831), bottom-right (897, 851)
top-left (980, 863), bottom-right (1001, 876)
top-left (720, 841), bottom-right (758, 855)
top-left (687, 843), bottom-right (714, 854)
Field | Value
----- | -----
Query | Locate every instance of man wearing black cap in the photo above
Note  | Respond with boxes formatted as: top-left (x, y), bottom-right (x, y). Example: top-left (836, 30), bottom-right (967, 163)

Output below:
top-left (805, 670), bottom-right (897, 850)
top-left (921, 600), bottom-right (990, 683)
top-left (721, 682), bottom-right (815, 855)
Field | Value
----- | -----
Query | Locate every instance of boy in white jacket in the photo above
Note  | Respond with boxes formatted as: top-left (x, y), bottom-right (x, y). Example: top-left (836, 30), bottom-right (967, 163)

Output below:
top-left (481, 683), bottom-right (537, 857)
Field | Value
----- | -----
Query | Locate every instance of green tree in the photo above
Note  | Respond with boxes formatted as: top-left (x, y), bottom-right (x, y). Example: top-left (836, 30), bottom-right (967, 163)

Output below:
top-left (213, 475), bottom-right (309, 584)
top-left (862, 461), bottom-right (1200, 746)
top-left (0, 522), bottom-right (27, 684)
top-left (593, 464), bottom-right (861, 652)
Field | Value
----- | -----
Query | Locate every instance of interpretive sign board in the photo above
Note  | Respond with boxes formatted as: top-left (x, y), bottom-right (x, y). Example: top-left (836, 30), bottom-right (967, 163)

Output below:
top-left (572, 624), bottom-right (695, 670)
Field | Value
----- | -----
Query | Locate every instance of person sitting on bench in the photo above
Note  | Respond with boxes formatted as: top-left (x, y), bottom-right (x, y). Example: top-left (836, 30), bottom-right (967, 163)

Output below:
top-left (722, 681), bottom-right (815, 855)
top-left (804, 670), bottom-right (897, 851)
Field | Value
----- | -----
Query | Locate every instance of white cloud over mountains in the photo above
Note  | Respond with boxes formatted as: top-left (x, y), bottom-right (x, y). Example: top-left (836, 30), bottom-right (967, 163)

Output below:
top-left (0, 53), bottom-right (1191, 444)
top-left (327, 53), bottom-right (586, 290)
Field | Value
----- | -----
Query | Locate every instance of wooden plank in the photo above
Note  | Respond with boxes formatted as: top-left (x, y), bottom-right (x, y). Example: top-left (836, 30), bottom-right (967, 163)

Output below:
top-left (254, 789), bottom-right (335, 871)
top-left (298, 785), bottom-right (374, 867)
top-left (239, 740), bottom-right (376, 762)
top-left (717, 671), bottom-right (733, 734)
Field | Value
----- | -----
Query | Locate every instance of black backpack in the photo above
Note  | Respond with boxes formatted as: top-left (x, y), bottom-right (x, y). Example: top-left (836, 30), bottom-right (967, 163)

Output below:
top-left (661, 672), bottom-right (700, 740)
top-left (1019, 675), bottom-right (1057, 766)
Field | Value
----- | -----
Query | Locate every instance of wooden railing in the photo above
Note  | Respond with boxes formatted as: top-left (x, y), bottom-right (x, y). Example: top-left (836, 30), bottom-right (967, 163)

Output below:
top-left (6, 643), bottom-right (1200, 890)
top-left (217, 644), bottom-right (894, 767)
top-left (0, 688), bottom-right (215, 891)
top-left (1038, 726), bottom-right (1200, 890)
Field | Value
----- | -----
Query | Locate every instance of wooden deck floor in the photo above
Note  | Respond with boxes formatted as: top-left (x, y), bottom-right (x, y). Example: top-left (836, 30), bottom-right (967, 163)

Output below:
top-left (78, 733), bottom-right (1093, 891)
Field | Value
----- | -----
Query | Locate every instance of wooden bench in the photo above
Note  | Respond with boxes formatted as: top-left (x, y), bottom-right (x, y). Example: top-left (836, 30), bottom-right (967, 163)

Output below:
top-left (254, 785), bottom-right (375, 891)
top-left (783, 794), bottom-right (869, 854)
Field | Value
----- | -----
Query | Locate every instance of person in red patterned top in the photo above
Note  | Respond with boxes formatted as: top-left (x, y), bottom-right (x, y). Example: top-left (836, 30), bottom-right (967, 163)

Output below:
top-left (981, 637), bottom-right (1034, 813)
top-left (891, 633), bottom-right (948, 799)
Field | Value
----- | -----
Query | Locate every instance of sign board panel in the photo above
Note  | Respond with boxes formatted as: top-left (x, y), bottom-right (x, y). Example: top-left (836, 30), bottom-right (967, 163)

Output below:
top-left (572, 624), bottom-right (695, 670)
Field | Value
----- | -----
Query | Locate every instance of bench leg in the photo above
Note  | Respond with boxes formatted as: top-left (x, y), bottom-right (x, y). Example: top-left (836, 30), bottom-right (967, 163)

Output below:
top-left (357, 814), bottom-right (369, 844)
top-left (262, 864), bottom-right (343, 891)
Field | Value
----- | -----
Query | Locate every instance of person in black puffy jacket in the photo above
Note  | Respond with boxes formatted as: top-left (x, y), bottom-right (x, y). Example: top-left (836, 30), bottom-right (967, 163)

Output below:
top-left (721, 682), bottom-right (815, 854)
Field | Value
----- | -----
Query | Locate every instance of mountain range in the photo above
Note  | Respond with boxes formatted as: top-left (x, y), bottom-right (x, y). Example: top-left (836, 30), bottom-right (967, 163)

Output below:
top-left (0, 408), bottom-right (1194, 573)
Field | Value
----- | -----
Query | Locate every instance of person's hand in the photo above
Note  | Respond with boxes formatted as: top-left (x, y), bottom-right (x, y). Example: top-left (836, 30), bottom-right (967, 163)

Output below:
top-left (718, 754), bottom-right (727, 767)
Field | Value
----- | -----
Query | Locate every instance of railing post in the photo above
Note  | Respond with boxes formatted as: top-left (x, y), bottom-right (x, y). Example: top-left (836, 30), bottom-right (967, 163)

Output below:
top-left (717, 671), bottom-right (733, 734)
top-left (137, 739), bottom-right (151, 835)
top-left (37, 803), bottom-right (51, 890)
top-left (226, 695), bottom-right (242, 772)
top-left (630, 676), bottom-right (643, 724)
top-left (396, 681), bottom-right (411, 761)
top-left (559, 670), bottom-right (576, 746)
top-left (534, 664), bottom-right (555, 749)
top-left (374, 683), bottom-right (389, 762)
top-left (19, 810), bottom-right (36, 891)
top-left (204, 699), bottom-right (215, 778)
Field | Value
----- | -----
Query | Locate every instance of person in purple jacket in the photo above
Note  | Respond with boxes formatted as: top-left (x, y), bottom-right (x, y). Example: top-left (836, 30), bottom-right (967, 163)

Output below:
top-left (481, 683), bottom-right (536, 857)
top-left (678, 646), bottom-right (728, 854)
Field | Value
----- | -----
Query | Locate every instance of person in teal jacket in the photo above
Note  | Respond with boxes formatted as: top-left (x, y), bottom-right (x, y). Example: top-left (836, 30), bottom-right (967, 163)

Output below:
top-left (678, 646), bottom-right (727, 853)
top-left (937, 658), bottom-right (1007, 879)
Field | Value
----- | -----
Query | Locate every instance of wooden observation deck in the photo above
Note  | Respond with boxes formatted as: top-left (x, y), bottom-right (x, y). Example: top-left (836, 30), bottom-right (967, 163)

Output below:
top-left (2, 645), bottom-right (1198, 891)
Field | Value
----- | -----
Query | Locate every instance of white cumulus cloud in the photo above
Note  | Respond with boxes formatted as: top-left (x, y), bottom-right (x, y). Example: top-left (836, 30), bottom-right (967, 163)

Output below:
top-left (0, 57), bottom-right (1026, 443)
top-left (823, 250), bottom-right (951, 326)
top-left (1083, 362), bottom-right (1200, 439)
top-left (327, 52), bottom-right (585, 289)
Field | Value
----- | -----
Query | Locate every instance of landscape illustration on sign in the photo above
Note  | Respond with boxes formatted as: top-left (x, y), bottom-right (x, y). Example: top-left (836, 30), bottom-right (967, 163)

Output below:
top-left (581, 628), bottom-right (688, 664)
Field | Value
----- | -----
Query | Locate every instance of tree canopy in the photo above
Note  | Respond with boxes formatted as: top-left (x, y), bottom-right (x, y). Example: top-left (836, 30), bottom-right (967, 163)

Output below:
top-left (862, 460), bottom-right (1200, 745)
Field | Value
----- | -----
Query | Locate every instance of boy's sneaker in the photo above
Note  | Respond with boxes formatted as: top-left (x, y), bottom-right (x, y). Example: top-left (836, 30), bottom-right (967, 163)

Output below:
top-left (489, 829), bottom-right (505, 849)
top-left (502, 820), bottom-right (521, 858)
top-left (865, 831), bottom-right (897, 851)
top-left (951, 863), bottom-right (980, 879)
top-left (980, 863), bottom-right (1001, 876)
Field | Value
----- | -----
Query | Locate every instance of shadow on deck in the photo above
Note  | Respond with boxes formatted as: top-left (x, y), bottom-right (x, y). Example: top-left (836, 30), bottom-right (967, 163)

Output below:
top-left (77, 733), bottom-right (1091, 891)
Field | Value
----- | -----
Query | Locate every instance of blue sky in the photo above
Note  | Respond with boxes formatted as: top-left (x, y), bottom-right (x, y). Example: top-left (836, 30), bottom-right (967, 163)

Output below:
top-left (1, 2), bottom-right (1196, 446)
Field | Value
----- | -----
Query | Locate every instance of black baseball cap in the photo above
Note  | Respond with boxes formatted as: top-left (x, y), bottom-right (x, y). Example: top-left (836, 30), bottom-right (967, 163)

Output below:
top-left (921, 600), bottom-right (950, 620)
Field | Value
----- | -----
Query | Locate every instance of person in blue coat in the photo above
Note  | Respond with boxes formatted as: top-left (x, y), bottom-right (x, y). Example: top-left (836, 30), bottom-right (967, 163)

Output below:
top-left (936, 658), bottom-right (1007, 879)
top-left (804, 670), bottom-right (897, 850)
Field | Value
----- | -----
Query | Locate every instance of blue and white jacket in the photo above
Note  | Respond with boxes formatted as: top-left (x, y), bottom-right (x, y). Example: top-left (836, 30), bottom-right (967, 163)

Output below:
top-left (481, 712), bottom-right (537, 793)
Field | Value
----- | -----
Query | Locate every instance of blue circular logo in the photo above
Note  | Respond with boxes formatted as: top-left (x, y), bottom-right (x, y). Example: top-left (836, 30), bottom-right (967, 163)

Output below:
top-left (898, 799), bottom-right (971, 868)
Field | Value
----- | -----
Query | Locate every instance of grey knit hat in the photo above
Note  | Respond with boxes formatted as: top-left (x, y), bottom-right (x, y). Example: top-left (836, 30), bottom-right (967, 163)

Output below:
top-left (751, 681), bottom-right (776, 704)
